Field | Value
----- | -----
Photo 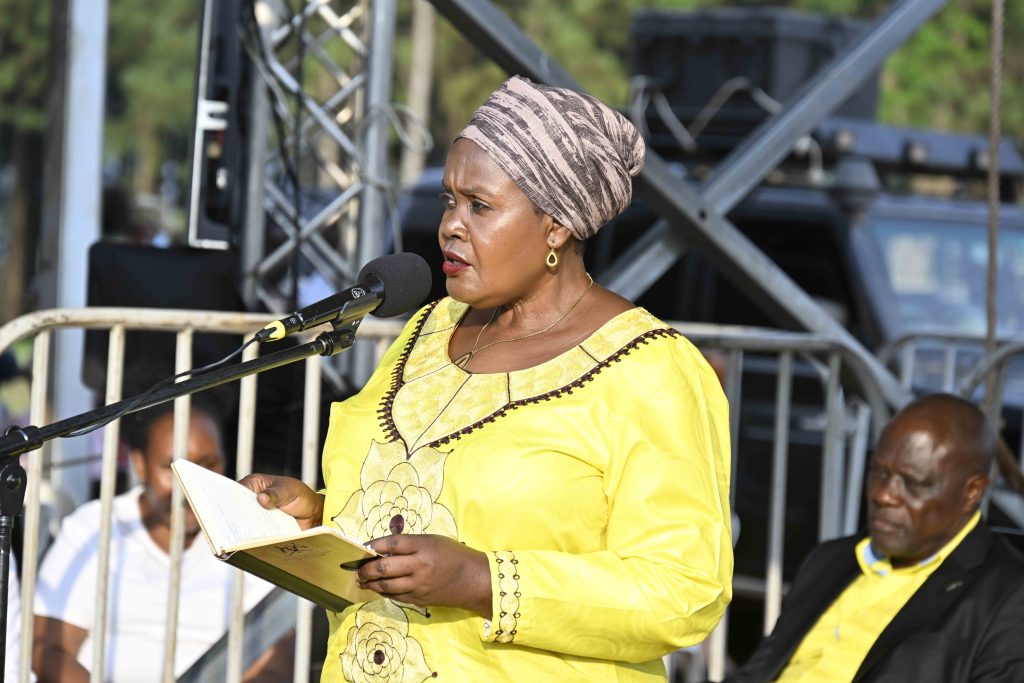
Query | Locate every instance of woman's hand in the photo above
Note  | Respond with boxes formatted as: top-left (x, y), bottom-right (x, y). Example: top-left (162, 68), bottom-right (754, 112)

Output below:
top-left (357, 534), bottom-right (492, 618)
top-left (238, 473), bottom-right (324, 530)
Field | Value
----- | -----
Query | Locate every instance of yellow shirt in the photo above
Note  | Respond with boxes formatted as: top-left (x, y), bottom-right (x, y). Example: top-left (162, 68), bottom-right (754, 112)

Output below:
top-left (319, 298), bottom-right (733, 682)
top-left (777, 511), bottom-right (981, 682)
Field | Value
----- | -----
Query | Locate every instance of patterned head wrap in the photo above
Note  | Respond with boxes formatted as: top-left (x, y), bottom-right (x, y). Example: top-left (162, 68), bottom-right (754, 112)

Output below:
top-left (457, 76), bottom-right (645, 241)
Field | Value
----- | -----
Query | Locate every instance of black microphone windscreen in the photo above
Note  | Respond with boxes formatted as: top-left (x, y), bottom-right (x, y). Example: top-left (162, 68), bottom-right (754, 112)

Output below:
top-left (358, 252), bottom-right (433, 318)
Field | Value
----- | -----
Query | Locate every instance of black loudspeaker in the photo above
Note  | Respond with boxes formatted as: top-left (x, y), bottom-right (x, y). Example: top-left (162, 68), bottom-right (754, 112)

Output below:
top-left (630, 7), bottom-right (879, 151)
top-left (185, 0), bottom-right (250, 250)
top-left (83, 243), bottom-right (247, 402)
top-left (83, 242), bottom-right (346, 480)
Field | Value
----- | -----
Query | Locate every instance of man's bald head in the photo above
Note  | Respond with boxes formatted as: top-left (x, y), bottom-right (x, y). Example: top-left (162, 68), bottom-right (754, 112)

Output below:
top-left (893, 393), bottom-right (996, 479)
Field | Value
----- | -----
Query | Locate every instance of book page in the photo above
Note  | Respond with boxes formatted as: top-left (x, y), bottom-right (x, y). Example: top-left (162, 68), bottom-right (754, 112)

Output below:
top-left (172, 459), bottom-right (302, 552)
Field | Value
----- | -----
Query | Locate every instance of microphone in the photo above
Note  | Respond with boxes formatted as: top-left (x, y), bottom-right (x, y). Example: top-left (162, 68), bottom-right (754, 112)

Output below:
top-left (256, 252), bottom-right (432, 342)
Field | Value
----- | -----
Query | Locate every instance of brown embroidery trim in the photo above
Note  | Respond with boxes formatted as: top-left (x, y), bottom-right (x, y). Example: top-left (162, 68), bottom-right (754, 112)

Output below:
top-left (377, 300), bottom-right (441, 445)
top-left (493, 551), bottom-right (521, 643)
top-left (378, 315), bottom-right (681, 450)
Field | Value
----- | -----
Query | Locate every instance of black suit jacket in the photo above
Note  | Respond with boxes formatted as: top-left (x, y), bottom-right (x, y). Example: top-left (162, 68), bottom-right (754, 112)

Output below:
top-left (726, 524), bottom-right (1024, 682)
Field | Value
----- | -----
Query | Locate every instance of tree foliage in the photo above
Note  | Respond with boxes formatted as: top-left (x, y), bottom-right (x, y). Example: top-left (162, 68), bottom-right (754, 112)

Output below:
top-left (105, 0), bottom-right (198, 191)
top-left (0, 0), bottom-right (49, 130)
top-left (880, 0), bottom-right (1024, 137)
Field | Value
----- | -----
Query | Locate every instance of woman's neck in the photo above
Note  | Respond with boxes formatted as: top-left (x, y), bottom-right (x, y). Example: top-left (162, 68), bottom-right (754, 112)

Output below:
top-left (489, 266), bottom-right (591, 335)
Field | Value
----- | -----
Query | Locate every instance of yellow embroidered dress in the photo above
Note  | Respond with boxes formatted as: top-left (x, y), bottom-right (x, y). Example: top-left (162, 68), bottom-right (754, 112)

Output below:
top-left (321, 298), bottom-right (733, 682)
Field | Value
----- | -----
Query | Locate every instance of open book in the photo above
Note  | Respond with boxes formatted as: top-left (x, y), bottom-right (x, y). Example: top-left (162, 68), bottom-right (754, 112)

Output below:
top-left (172, 459), bottom-right (379, 612)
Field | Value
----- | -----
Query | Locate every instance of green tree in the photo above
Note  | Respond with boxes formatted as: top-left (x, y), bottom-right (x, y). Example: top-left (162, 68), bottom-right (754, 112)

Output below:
top-left (0, 0), bottom-right (49, 321)
top-left (881, 0), bottom-right (1024, 137)
top-left (105, 0), bottom-right (198, 193)
top-left (0, 0), bottom-right (49, 130)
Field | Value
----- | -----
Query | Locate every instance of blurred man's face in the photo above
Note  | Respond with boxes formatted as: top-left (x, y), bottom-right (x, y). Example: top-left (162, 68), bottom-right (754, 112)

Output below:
top-left (865, 415), bottom-right (980, 566)
top-left (132, 410), bottom-right (224, 536)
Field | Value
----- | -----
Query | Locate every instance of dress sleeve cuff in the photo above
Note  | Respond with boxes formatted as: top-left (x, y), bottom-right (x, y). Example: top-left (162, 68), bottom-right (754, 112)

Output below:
top-left (480, 550), bottom-right (521, 644)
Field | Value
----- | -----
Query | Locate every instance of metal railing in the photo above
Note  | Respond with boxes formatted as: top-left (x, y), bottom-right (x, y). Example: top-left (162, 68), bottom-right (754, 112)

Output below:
top-left (671, 323), bottom-right (886, 680)
top-left (2, 309), bottom-right (968, 683)
top-left (879, 331), bottom-right (1024, 467)
top-left (0, 307), bottom-right (402, 683)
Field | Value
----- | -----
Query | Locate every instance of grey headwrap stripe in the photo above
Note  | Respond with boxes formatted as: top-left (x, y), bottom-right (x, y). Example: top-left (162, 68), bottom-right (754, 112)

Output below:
top-left (457, 76), bottom-right (645, 240)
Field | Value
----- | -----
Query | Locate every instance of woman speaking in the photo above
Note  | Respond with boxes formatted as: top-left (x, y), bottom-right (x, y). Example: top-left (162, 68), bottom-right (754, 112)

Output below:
top-left (244, 75), bottom-right (732, 682)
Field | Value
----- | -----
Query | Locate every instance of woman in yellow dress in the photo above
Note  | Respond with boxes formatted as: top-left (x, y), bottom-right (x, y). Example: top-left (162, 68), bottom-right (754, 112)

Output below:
top-left (243, 75), bottom-right (733, 682)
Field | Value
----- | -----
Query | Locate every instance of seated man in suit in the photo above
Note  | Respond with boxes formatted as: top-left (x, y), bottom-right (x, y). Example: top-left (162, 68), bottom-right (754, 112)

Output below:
top-left (727, 393), bottom-right (1024, 682)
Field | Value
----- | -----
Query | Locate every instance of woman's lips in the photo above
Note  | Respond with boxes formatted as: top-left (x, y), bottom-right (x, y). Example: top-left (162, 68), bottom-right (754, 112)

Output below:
top-left (442, 256), bottom-right (469, 276)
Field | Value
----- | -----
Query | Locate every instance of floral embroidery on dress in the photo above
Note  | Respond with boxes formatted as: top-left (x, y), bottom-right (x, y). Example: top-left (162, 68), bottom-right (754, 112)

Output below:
top-left (331, 439), bottom-right (456, 681)
top-left (341, 600), bottom-right (437, 682)
top-left (331, 440), bottom-right (457, 543)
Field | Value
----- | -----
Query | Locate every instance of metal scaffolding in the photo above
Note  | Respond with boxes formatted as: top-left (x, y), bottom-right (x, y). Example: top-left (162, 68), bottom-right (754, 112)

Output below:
top-left (240, 0), bottom-right (398, 318)
top-left (230, 0), bottom-right (406, 384)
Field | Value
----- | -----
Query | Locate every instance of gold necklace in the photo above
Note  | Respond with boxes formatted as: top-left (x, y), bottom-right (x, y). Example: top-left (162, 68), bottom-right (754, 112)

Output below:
top-left (453, 274), bottom-right (595, 370)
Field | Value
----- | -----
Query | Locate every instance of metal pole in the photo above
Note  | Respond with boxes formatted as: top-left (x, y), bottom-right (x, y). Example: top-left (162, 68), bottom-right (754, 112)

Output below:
top-left (984, 0), bottom-right (1004, 416)
top-left (294, 354), bottom-right (323, 683)
top-left (399, 0), bottom-right (436, 187)
top-left (162, 331), bottom-right (194, 682)
top-left (43, 0), bottom-right (108, 509)
top-left (819, 353), bottom-right (844, 541)
top-left (227, 341), bottom-right (261, 682)
top-left (725, 350), bottom-right (744, 509)
top-left (765, 352), bottom-right (793, 634)
top-left (89, 324), bottom-right (125, 683)
top-left (844, 403), bottom-right (872, 536)
top-left (241, 3), bottom-right (275, 310)
top-left (358, 0), bottom-right (397, 261)
top-left (357, 0), bottom-right (396, 264)
top-left (352, 0), bottom-right (397, 384)
top-left (17, 332), bottom-right (50, 683)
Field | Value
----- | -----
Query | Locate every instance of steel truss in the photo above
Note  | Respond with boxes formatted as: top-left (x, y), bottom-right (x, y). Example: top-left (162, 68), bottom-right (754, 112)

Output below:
top-left (238, 0), bottom-right (935, 401)
top-left (427, 0), bottom-right (952, 412)
top-left (241, 0), bottom-right (398, 318)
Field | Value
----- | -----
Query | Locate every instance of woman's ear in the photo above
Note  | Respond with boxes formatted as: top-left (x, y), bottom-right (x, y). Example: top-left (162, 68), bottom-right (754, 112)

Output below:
top-left (545, 223), bottom-right (574, 251)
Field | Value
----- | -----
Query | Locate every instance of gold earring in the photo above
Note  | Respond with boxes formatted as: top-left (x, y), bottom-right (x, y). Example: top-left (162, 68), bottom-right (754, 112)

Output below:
top-left (546, 248), bottom-right (559, 268)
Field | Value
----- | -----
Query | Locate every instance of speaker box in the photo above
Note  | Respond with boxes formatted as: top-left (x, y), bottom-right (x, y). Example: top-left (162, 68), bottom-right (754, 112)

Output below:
top-left (630, 7), bottom-right (879, 152)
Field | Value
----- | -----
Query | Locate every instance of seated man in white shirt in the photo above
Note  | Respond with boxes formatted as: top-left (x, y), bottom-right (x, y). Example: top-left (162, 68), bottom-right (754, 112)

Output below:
top-left (32, 402), bottom-right (292, 682)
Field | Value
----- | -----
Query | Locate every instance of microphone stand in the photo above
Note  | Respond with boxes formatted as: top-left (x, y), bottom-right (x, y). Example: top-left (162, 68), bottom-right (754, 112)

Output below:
top-left (0, 322), bottom-right (361, 679)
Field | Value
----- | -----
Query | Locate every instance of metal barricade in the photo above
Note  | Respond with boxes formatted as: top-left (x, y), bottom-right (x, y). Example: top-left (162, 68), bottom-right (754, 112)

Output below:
top-left (878, 331), bottom-right (1005, 395)
top-left (1, 309), bottom-right (898, 683)
top-left (959, 340), bottom-right (1024, 469)
top-left (880, 331), bottom-right (1024, 467)
top-left (671, 323), bottom-right (888, 681)
top-left (0, 308), bottom-right (402, 683)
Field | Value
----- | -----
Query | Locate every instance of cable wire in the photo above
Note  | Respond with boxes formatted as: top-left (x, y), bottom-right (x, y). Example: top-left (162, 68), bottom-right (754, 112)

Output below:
top-left (62, 336), bottom-right (260, 439)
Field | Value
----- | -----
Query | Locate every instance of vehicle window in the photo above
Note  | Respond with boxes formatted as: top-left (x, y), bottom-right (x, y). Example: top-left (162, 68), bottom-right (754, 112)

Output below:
top-left (870, 218), bottom-right (1024, 336)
